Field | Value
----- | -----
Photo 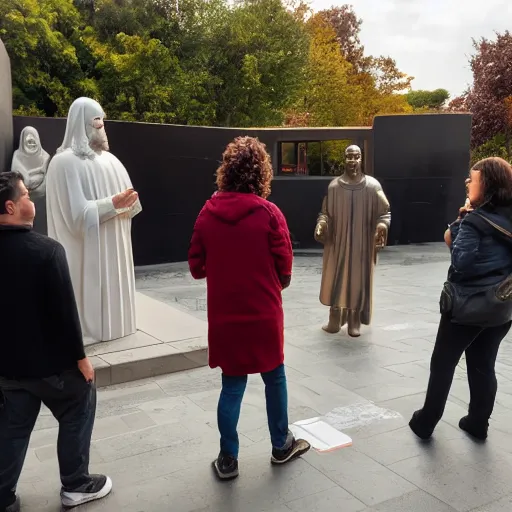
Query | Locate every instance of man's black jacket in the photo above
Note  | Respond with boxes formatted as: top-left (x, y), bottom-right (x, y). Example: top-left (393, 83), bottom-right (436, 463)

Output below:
top-left (0, 225), bottom-right (85, 379)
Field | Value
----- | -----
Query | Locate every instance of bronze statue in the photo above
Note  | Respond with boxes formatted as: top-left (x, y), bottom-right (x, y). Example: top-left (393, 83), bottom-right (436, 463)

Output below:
top-left (315, 145), bottom-right (391, 337)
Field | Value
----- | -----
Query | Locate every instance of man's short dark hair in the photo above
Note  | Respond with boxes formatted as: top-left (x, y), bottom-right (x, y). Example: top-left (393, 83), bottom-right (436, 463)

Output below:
top-left (0, 171), bottom-right (24, 214)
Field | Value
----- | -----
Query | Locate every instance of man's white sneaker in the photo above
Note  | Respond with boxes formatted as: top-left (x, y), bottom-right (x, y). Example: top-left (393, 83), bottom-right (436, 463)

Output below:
top-left (61, 475), bottom-right (112, 508)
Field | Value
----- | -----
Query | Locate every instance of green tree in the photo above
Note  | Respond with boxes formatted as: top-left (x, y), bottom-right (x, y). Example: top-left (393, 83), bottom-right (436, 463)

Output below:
top-left (89, 32), bottom-right (216, 124)
top-left (84, 0), bottom-right (306, 126)
top-left (315, 5), bottom-right (413, 125)
top-left (3, 0), bottom-right (416, 128)
top-left (471, 133), bottom-right (511, 165)
top-left (300, 14), bottom-right (360, 127)
top-left (209, 0), bottom-right (309, 126)
top-left (317, 6), bottom-right (413, 95)
top-left (85, 0), bottom-right (145, 40)
top-left (78, 0), bottom-right (226, 124)
top-left (1, 0), bottom-right (97, 116)
top-left (407, 89), bottom-right (450, 110)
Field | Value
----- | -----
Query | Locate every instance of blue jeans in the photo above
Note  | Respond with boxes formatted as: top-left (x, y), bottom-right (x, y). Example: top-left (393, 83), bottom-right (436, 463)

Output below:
top-left (218, 364), bottom-right (289, 458)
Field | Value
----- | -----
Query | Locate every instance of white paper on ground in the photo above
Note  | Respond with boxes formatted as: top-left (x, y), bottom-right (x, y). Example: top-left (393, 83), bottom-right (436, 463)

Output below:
top-left (289, 418), bottom-right (353, 452)
top-left (289, 402), bottom-right (402, 453)
top-left (324, 402), bottom-right (402, 430)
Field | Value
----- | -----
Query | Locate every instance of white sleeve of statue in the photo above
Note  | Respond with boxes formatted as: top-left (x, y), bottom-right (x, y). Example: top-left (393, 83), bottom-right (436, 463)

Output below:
top-left (96, 196), bottom-right (118, 223)
top-left (47, 158), bottom-right (118, 237)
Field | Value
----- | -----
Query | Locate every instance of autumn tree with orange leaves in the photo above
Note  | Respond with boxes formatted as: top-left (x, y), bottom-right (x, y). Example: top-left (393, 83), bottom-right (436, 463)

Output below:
top-left (286, 5), bottom-right (414, 128)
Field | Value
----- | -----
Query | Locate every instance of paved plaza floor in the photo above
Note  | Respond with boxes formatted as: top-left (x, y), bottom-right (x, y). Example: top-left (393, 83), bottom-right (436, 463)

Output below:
top-left (19, 244), bottom-right (512, 511)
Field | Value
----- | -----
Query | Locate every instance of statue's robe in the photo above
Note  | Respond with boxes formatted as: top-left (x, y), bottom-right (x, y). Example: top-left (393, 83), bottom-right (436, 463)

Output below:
top-left (317, 175), bottom-right (391, 326)
top-left (46, 149), bottom-right (141, 345)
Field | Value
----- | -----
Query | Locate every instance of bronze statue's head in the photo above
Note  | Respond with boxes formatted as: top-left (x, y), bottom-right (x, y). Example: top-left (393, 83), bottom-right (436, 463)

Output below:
top-left (344, 145), bottom-right (362, 178)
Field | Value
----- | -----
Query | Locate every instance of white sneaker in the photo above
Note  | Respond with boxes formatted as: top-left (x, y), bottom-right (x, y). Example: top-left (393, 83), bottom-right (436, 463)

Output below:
top-left (61, 475), bottom-right (112, 508)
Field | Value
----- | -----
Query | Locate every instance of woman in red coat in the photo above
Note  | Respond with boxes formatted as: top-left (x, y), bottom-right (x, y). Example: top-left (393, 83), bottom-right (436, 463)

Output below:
top-left (188, 136), bottom-right (310, 480)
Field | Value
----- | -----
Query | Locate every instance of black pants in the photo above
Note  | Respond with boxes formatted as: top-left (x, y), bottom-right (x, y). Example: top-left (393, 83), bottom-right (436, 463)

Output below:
top-left (0, 368), bottom-right (96, 509)
top-left (420, 314), bottom-right (511, 428)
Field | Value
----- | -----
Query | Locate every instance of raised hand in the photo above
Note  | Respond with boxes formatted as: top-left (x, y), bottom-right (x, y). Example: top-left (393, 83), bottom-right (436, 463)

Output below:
top-left (458, 198), bottom-right (473, 219)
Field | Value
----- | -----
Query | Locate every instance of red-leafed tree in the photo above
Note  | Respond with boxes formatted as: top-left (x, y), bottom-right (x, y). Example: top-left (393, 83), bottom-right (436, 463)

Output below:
top-left (447, 95), bottom-right (468, 112)
top-left (317, 5), bottom-right (365, 70)
top-left (452, 31), bottom-right (512, 158)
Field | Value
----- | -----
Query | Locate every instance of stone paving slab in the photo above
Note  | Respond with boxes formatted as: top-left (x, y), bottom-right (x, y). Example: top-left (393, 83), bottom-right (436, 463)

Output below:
top-left (85, 292), bottom-right (208, 387)
top-left (17, 244), bottom-right (512, 511)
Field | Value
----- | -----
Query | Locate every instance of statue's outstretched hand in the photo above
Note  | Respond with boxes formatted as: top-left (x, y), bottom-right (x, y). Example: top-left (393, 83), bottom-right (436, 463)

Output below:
top-left (113, 188), bottom-right (139, 209)
top-left (315, 221), bottom-right (327, 244)
top-left (375, 223), bottom-right (387, 249)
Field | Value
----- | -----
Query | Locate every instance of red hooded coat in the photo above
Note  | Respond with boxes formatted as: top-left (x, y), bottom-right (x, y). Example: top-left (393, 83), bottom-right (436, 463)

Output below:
top-left (188, 192), bottom-right (293, 376)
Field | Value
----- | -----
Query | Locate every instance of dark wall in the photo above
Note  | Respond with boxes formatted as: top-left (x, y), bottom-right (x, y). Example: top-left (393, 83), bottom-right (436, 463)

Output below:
top-left (0, 39), bottom-right (13, 173)
top-left (13, 113), bottom-right (472, 265)
top-left (14, 117), bottom-right (237, 263)
top-left (270, 177), bottom-right (329, 249)
top-left (373, 114), bottom-right (472, 244)
top-left (13, 118), bottom-right (366, 263)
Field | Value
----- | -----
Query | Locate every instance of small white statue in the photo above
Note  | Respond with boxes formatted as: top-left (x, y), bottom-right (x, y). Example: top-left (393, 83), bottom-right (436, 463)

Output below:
top-left (46, 97), bottom-right (142, 345)
top-left (11, 127), bottom-right (50, 200)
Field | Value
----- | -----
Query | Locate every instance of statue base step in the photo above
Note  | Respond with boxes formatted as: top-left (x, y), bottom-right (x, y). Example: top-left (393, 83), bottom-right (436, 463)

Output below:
top-left (85, 292), bottom-right (208, 387)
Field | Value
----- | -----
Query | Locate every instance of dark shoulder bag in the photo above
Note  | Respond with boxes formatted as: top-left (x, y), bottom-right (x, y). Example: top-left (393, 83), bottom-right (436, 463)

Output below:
top-left (439, 213), bottom-right (512, 327)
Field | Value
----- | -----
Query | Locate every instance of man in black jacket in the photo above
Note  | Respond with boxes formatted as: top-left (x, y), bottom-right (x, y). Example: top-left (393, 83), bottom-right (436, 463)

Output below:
top-left (0, 172), bottom-right (112, 511)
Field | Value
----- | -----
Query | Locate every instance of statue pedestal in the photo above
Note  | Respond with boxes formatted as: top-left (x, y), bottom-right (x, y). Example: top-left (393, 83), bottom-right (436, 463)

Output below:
top-left (85, 292), bottom-right (208, 387)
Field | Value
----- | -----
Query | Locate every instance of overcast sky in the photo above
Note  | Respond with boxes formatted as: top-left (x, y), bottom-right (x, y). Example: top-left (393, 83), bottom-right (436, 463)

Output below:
top-left (309, 0), bottom-right (511, 100)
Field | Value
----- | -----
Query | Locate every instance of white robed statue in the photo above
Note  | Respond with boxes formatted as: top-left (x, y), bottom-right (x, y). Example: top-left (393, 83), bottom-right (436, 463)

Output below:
top-left (11, 126), bottom-right (50, 200)
top-left (46, 97), bottom-right (141, 345)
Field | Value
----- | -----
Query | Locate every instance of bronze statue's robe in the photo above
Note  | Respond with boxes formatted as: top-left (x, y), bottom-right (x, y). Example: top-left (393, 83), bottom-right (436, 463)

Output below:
top-left (317, 175), bottom-right (391, 326)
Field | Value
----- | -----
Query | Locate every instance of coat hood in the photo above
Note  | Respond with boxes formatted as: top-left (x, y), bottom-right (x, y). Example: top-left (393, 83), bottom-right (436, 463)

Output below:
top-left (204, 192), bottom-right (269, 225)
top-left (472, 206), bottom-right (512, 247)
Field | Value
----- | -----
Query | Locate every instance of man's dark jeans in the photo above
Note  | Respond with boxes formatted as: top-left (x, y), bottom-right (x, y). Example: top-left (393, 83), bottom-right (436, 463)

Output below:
top-left (0, 368), bottom-right (96, 509)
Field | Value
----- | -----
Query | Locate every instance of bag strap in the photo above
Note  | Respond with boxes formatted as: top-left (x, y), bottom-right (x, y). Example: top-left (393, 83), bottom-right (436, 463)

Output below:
top-left (469, 212), bottom-right (512, 288)
top-left (473, 212), bottom-right (512, 239)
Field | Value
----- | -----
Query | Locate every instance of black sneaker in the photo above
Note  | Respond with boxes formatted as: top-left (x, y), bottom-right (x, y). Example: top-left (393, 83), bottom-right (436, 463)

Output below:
top-left (459, 416), bottom-right (488, 441)
top-left (60, 474), bottom-right (113, 508)
top-left (271, 433), bottom-right (311, 465)
top-left (2, 495), bottom-right (20, 512)
top-left (212, 453), bottom-right (239, 480)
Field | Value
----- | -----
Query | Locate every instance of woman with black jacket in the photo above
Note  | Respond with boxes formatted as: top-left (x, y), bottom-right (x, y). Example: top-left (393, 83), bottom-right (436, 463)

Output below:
top-left (410, 157), bottom-right (512, 441)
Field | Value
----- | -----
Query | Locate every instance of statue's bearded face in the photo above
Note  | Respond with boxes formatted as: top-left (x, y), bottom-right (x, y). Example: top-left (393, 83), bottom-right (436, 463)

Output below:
top-left (345, 149), bottom-right (362, 177)
top-left (88, 116), bottom-right (109, 152)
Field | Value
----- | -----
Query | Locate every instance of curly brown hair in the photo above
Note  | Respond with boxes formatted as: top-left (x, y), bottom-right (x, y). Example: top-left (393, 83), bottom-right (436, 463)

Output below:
top-left (216, 136), bottom-right (273, 198)
top-left (472, 157), bottom-right (512, 207)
